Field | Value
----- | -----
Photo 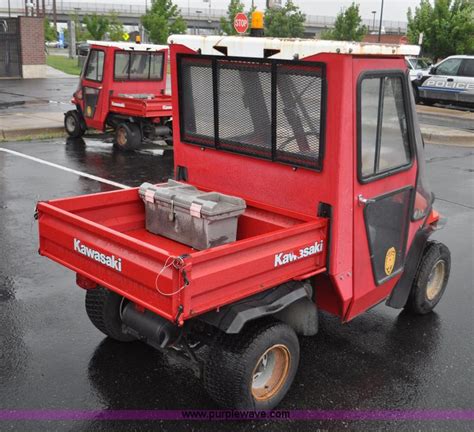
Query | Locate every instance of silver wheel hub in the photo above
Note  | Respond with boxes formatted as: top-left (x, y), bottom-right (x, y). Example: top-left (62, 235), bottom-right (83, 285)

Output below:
top-left (426, 259), bottom-right (445, 301)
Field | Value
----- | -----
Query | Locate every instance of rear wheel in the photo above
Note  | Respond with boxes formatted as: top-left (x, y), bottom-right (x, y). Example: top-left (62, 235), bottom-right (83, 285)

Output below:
top-left (114, 122), bottom-right (141, 151)
top-left (85, 287), bottom-right (135, 342)
top-left (203, 320), bottom-right (299, 409)
top-left (64, 110), bottom-right (85, 138)
top-left (404, 241), bottom-right (451, 315)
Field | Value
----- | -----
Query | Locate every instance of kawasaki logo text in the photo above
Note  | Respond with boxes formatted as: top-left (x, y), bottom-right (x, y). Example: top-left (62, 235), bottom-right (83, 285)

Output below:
top-left (274, 241), bottom-right (324, 268)
top-left (74, 239), bottom-right (122, 272)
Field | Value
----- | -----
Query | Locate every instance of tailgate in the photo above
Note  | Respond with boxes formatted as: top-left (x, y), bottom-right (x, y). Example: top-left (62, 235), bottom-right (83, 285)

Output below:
top-left (37, 189), bottom-right (328, 325)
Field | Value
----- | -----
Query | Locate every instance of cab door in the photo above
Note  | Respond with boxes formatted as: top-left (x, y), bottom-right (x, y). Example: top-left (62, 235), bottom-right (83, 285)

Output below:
top-left (349, 66), bottom-right (418, 320)
top-left (81, 48), bottom-right (106, 130)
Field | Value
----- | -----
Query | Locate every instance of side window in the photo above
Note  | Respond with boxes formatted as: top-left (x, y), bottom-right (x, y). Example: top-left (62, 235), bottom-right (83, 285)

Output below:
top-left (84, 49), bottom-right (105, 82)
top-left (359, 75), bottom-right (411, 180)
top-left (460, 59), bottom-right (474, 78)
top-left (435, 58), bottom-right (462, 76)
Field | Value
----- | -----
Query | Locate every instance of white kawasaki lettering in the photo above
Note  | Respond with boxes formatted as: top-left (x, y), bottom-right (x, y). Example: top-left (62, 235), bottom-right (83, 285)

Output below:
top-left (73, 238), bottom-right (122, 272)
top-left (274, 240), bottom-right (324, 268)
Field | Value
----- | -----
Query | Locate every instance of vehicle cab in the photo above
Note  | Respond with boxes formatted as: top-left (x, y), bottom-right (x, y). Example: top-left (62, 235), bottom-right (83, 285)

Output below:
top-left (65, 41), bottom-right (172, 149)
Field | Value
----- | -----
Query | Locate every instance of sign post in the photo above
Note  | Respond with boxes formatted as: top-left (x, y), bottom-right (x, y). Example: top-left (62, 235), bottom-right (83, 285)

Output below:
top-left (233, 12), bottom-right (249, 34)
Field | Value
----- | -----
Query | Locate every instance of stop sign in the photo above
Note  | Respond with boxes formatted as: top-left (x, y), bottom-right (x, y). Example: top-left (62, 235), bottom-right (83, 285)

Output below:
top-left (234, 13), bottom-right (249, 34)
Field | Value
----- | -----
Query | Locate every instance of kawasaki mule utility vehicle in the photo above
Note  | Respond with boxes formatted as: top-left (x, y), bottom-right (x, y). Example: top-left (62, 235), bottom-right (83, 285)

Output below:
top-left (65, 41), bottom-right (172, 150)
top-left (38, 35), bottom-right (451, 409)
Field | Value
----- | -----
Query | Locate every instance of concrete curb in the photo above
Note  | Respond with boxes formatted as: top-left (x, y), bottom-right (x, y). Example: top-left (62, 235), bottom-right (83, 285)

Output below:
top-left (0, 126), bottom-right (65, 142)
top-left (421, 126), bottom-right (474, 147)
top-left (1, 122), bottom-right (472, 148)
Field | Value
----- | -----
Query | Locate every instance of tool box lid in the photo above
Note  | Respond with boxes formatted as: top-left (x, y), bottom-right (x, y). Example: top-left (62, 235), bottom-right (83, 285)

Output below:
top-left (139, 181), bottom-right (246, 218)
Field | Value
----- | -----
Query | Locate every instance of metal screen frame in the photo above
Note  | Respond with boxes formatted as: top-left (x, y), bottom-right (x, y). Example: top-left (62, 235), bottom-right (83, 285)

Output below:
top-left (177, 54), bottom-right (327, 171)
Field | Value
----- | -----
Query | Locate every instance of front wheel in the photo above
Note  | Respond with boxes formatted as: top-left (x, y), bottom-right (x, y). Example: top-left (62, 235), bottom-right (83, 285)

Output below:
top-left (404, 241), bottom-right (451, 315)
top-left (203, 320), bottom-right (299, 409)
top-left (64, 110), bottom-right (86, 138)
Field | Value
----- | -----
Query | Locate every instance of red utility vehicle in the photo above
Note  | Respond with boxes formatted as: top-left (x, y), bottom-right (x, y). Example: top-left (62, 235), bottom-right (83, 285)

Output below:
top-left (64, 41), bottom-right (173, 150)
top-left (38, 35), bottom-right (451, 409)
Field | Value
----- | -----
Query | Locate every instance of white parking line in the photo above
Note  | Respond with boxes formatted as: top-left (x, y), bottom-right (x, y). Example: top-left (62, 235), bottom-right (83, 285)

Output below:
top-left (0, 147), bottom-right (130, 190)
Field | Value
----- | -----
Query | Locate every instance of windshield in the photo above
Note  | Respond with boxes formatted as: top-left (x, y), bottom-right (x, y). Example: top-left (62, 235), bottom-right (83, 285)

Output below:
top-left (412, 58), bottom-right (430, 69)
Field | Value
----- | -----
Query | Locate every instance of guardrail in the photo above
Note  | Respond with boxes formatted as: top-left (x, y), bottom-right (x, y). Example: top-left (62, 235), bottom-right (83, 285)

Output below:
top-left (0, 2), bottom-right (407, 32)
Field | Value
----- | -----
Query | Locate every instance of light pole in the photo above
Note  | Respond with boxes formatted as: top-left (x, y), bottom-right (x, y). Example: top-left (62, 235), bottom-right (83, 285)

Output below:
top-left (371, 10), bottom-right (376, 32)
top-left (377, 0), bottom-right (384, 42)
top-left (8, 0), bottom-right (11, 17)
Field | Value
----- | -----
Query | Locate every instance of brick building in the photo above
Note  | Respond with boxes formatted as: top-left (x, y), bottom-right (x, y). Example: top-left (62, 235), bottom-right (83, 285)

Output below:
top-left (0, 16), bottom-right (46, 79)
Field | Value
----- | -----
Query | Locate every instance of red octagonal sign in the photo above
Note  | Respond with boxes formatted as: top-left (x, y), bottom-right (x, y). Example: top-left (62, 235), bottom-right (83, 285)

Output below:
top-left (234, 12), bottom-right (249, 34)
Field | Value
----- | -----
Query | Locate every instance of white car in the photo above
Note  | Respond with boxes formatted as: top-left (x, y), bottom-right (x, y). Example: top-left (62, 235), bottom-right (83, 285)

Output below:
top-left (416, 55), bottom-right (474, 107)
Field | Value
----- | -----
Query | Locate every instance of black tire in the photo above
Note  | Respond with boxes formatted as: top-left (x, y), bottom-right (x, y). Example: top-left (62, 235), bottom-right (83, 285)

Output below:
top-left (404, 241), bottom-right (451, 315)
top-left (64, 110), bottom-right (85, 138)
top-left (421, 98), bottom-right (436, 106)
top-left (114, 122), bottom-right (141, 151)
top-left (85, 287), bottom-right (135, 342)
top-left (203, 320), bottom-right (299, 409)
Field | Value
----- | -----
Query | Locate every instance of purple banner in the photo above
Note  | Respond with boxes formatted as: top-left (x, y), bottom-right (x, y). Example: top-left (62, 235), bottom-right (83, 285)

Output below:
top-left (0, 409), bottom-right (473, 421)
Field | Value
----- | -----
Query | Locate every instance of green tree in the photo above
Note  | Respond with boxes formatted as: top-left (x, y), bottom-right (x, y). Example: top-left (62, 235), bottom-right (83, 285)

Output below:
top-left (220, 0), bottom-right (255, 35)
top-left (407, 0), bottom-right (474, 59)
top-left (83, 13), bottom-right (110, 41)
top-left (321, 2), bottom-right (367, 41)
top-left (264, 0), bottom-right (306, 38)
top-left (68, 12), bottom-right (90, 42)
top-left (141, 0), bottom-right (187, 44)
top-left (44, 18), bottom-right (57, 42)
top-left (108, 11), bottom-right (126, 41)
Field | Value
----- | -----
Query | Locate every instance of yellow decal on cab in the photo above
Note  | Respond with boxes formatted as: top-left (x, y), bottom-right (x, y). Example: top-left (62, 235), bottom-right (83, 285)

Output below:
top-left (385, 247), bottom-right (396, 276)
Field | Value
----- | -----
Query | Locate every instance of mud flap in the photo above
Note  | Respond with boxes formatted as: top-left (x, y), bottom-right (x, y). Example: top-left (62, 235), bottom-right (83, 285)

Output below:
top-left (199, 281), bottom-right (312, 334)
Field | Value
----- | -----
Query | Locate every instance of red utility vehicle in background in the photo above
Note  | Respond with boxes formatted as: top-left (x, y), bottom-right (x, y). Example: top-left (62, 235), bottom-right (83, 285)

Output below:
top-left (64, 41), bottom-right (173, 150)
top-left (38, 35), bottom-right (451, 410)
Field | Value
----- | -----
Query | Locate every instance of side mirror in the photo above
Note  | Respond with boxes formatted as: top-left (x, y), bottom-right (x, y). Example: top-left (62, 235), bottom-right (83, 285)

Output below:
top-left (429, 66), bottom-right (437, 75)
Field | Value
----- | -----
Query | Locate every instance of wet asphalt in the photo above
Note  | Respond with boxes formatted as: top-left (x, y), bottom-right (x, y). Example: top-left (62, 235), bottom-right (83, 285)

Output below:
top-left (0, 137), bottom-right (473, 431)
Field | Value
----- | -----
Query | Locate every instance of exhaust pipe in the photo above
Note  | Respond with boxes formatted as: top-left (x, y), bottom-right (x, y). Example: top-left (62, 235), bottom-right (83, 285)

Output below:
top-left (122, 303), bottom-right (180, 349)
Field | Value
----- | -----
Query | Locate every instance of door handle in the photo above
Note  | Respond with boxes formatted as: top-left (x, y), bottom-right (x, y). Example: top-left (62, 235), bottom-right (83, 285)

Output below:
top-left (447, 78), bottom-right (454, 82)
top-left (358, 194), bottom-right (376, 206)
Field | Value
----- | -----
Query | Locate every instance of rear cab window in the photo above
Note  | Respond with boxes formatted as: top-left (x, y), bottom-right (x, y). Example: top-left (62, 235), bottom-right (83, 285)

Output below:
top-left (178, 55), bottom-right (326, 171)
top-left (358, 72), bottom-right (412, 182)
top-left (114, 51), bottom-right (164, 81)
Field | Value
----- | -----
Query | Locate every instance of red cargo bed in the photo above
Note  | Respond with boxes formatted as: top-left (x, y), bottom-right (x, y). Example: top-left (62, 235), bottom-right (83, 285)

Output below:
top-left (37, 186), bottom-right (328, 324)
top-left (109, 94), bottom-right (172, 119)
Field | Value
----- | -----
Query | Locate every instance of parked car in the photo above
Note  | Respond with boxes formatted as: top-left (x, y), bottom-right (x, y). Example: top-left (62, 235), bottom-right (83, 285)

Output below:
top-left (414, 55), bottom-right (474, 107)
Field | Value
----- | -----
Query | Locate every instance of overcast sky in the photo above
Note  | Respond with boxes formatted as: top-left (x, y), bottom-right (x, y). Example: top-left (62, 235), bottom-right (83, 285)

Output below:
top-left (8, 0), bottom-right (424, 22)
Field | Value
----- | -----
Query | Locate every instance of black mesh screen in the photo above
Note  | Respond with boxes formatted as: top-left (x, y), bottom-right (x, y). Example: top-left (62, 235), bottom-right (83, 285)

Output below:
top-left (179, 57), bottom-right (215, 146)
top-left (178, 54), bottom-right (325, 170)
top-left (217, 60), bottom-right (272, 159)
top-left (276, 64), bottom-right (323, 169)
top-left (364, 188), bottom-right (412, 284)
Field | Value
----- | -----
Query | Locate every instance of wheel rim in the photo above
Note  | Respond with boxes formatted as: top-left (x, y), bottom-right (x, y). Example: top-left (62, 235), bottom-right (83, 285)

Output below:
top-left (116, 127), bottom-right (127, 147)
top-left (251, 344), bottom-right (290, 401)
top-left (66, 115), bottom-right (76, 132)
top-left (426, 259), bottom-right (446, 300)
